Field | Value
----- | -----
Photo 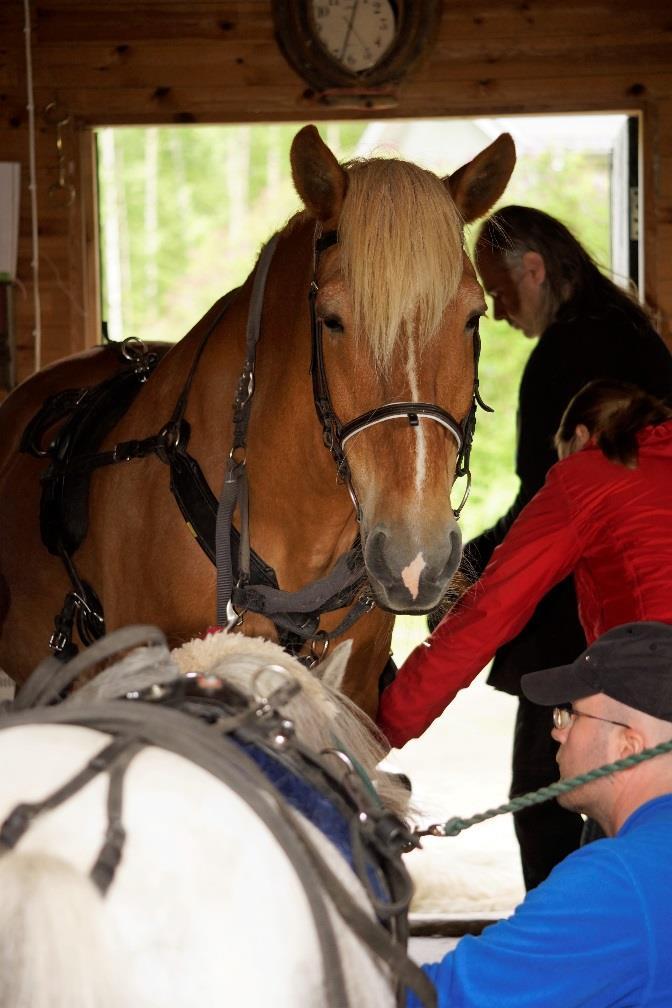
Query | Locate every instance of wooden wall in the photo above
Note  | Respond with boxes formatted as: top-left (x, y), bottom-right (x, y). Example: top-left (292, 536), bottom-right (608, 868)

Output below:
top-left (2, 0), bottom-right (672, 387)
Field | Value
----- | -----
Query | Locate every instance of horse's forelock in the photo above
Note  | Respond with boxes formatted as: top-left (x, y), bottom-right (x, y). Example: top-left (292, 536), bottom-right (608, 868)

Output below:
top-left (339, 157), bottom-right (464, 372)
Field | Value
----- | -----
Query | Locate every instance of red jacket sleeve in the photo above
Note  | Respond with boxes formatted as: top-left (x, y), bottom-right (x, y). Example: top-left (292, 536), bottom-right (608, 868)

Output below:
top-left (377, 464), bottom-right (585, 748)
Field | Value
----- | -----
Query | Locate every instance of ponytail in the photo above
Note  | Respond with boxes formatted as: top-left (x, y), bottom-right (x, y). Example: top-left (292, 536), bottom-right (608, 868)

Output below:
top-left (555, 379), bottom-right (672, 468)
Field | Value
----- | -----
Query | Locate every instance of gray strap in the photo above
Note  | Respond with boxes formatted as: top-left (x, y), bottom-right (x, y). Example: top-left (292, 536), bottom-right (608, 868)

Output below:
top-left (244, 233), bottom-right (281, 375)
top-left (276, 799), bottom-right (437, 1008)
top-left (265, 593), bottom-right (373, 644)
top-left (13, 625), bottom-right (167, 710)
top-left (215, 459), bottom-right (246, 623)
top-left (0, 735), bottom-right (134, 853)
top-left (234, 547), bottom-right (364, 617)
top-left (90, 739), bottom-right (143, 895)
top-left (216, 233), bottom-right (281, 624)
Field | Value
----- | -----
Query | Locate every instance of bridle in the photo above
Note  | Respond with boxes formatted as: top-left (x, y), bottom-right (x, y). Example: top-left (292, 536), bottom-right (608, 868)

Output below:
top-left (309, 227), bottom-right (493, 519)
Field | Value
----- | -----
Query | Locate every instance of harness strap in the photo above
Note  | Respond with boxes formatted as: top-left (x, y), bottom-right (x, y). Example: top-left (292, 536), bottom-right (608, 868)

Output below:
top-left (0, 735), bottom-right (134, 853)
top-left (14, 625), bottom-right (167, 710)
top-left (232, 545), bottom-right (364, 617)
top-left (215, 232), bottom-right (281, 625)
top-left (263, 592), bottom-right (373, 646)
top-left (90, 739), bottom-right (143, 895)
top-left (341, 402), bottom-right (463, 452)
top-left (215, 458), bottom-right (246, 623)
top-left (276, 801), bottom-right (437, 1008)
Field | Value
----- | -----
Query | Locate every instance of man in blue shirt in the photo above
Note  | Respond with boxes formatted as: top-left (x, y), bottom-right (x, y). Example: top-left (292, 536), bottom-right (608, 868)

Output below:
top-left (409, 621), bottom-right (672, 1007)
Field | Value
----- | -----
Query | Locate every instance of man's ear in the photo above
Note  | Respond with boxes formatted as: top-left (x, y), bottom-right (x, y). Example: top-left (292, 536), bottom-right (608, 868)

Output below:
top-left (521, 250), bottom-right (546, 287)
top-left (574, 424), bottom-right (591, 450)
top-left (621, 727), bottom-right (645, 758)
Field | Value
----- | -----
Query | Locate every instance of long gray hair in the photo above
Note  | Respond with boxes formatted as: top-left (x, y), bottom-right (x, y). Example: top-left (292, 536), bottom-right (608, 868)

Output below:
top-left (477, 204), bottom-right (652, 330)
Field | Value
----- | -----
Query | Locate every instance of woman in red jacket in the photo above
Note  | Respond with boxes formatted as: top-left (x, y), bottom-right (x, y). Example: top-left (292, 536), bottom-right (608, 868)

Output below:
top-left (377, 379), bottom-right (672, 749)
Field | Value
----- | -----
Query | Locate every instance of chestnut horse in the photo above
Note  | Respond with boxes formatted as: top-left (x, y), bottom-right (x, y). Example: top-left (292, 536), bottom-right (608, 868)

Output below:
top-left (0, 126), bottom-right (515, 716)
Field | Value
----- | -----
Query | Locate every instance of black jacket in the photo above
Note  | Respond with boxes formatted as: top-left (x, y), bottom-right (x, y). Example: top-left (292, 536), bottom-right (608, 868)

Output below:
top-left (462, 296), bottom-right (672, 694)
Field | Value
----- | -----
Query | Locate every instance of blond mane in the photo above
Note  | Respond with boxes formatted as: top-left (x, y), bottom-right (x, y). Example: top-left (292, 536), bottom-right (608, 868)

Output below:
top-left (339, 157), bottom-right (464, 371)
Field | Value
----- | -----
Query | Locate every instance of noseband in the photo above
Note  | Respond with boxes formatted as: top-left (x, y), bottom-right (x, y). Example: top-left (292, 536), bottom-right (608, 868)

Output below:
top-left (309, 228), bottom-right (492, 519)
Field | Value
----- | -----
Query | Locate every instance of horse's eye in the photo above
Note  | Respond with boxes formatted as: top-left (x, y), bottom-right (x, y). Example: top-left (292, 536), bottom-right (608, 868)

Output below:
top-left (466, 313), bottom-right (482, 333)
top-left (322, 315), bottom-right (344, 334)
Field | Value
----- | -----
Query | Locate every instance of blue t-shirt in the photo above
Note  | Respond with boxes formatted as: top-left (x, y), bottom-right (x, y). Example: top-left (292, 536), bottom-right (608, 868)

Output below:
top-left (409, 795), bottom-right (672, 1007)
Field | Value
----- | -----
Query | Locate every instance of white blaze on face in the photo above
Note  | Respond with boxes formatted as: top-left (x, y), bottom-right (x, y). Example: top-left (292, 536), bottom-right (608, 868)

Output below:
top-left (406, 343), bottom-right (427, 495)
top-left (401, 551), bottom-right (426, 600)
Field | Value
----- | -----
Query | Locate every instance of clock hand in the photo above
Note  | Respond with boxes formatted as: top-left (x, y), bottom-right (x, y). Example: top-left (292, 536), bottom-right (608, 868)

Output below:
top-left (338, 0), bottom-right (360, 64)
top-left (346, 20), bottom-right (376, 56)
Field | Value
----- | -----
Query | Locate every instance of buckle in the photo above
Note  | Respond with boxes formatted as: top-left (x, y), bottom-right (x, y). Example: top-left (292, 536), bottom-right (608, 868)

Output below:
top-left (49, 628), bottom-right (70, 654)
top-left (112, 439), bottom-right (142, 463)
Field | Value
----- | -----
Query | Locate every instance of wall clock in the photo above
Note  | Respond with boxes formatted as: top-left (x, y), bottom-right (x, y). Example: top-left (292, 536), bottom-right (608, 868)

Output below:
top-left (272, 0), bottom-right (442, 99)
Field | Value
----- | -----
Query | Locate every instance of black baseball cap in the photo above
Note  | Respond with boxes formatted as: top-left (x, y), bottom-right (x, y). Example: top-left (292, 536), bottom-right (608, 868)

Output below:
top-left (521, 622), bottom-right (672, 722)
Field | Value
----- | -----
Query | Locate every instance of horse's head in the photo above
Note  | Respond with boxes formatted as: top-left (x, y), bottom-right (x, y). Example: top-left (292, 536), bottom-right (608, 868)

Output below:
top-left (290, 127), bottom-right (516, 613)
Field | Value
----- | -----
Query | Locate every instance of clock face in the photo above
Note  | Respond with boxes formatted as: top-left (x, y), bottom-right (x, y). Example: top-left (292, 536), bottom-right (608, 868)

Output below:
top-left (310, 0), bottom-right (398, 74)
top-left (272, 0), bottom-right (440, 94)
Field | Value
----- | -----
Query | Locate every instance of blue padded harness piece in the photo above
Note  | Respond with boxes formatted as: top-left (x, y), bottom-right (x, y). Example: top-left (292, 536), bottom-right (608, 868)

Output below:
top-left (238, 739), bottom-right (388, 907)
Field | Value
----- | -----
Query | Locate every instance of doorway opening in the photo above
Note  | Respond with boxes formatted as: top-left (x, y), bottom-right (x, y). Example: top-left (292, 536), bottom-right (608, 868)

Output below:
top-left (96, 112), bottom-right (633, 916)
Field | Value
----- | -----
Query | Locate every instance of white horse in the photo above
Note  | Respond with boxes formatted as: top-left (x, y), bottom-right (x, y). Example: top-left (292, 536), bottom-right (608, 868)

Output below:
top-left (0, 629), bottom-right (423, 1008)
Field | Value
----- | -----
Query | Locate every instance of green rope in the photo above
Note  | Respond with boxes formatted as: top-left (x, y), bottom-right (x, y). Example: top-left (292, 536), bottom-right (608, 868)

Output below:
top-left (419, 737), bottom-right (672, 838)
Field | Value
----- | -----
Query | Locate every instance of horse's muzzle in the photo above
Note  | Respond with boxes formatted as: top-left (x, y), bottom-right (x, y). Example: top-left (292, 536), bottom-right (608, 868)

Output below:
top-left (363, 524), bottom-right (463, 614)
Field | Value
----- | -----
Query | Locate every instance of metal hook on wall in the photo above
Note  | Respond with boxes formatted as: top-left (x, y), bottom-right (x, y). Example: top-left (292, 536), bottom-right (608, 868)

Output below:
top-left (43, 101), bottom-right (76, 208)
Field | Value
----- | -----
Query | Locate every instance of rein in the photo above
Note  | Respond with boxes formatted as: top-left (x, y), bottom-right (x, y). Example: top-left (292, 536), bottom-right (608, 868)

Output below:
top-left (415, 738), bottom-right (672, 840)
top-left (308, 227), bottom-right (493, 520)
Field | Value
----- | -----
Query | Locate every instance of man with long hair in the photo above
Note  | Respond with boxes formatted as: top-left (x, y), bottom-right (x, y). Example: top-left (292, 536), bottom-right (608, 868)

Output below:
top-left (433, 207), bottom-right (672, 888)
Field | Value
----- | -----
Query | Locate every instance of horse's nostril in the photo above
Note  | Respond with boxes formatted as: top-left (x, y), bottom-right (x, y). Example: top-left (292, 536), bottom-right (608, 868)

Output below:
top-left (365, 528), bottom-right (394, 583)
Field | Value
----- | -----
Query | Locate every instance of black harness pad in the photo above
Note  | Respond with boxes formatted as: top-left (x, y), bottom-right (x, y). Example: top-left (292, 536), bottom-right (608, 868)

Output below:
top-left (21, 353), bottom-right (166, 557)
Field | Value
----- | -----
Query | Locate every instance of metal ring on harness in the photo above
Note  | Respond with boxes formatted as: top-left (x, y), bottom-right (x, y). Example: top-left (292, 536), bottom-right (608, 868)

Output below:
top-left (308, 633), bottom-right (330, 667)
top-left (225, 598), bottom-right (245, 631)
top-left (120, 337), bottom-right (147, 362)
top-left (452, 469), bottom-right (472, 519)
top-left (319, 747), bottom-right (356, 775)
top-left (251, 663), bottom-right (293, 706)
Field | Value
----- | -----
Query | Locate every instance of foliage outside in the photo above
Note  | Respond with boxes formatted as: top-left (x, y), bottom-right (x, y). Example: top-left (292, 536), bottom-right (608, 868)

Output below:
top-left (97, 122), bottom-right (611, 659)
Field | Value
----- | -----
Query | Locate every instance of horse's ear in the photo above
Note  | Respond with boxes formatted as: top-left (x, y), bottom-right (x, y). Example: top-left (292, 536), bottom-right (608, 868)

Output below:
top-left (314, 639), bottom-right (353, 693)
top-left (290, 125), bottom-right (348, 222)
top-left (446, 133), bottom-right (516, 223)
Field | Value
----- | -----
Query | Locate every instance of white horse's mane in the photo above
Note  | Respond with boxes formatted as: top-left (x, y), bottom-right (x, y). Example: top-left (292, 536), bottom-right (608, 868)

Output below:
top-left (171, 632), bottom-right (409, 819)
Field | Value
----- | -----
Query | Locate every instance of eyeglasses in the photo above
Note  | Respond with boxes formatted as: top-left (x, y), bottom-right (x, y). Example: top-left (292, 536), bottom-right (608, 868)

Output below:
top-left (552, 705), bottom-right (631, 731)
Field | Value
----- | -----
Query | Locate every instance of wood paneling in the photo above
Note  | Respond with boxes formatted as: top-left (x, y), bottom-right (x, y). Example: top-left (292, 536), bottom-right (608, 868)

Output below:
top-left (3, 0), bottom-right (672, 381)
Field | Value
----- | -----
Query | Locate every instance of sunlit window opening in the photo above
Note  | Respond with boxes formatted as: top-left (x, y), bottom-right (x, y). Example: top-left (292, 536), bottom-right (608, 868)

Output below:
top-left (97, 113), bottom-right (630, 917)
